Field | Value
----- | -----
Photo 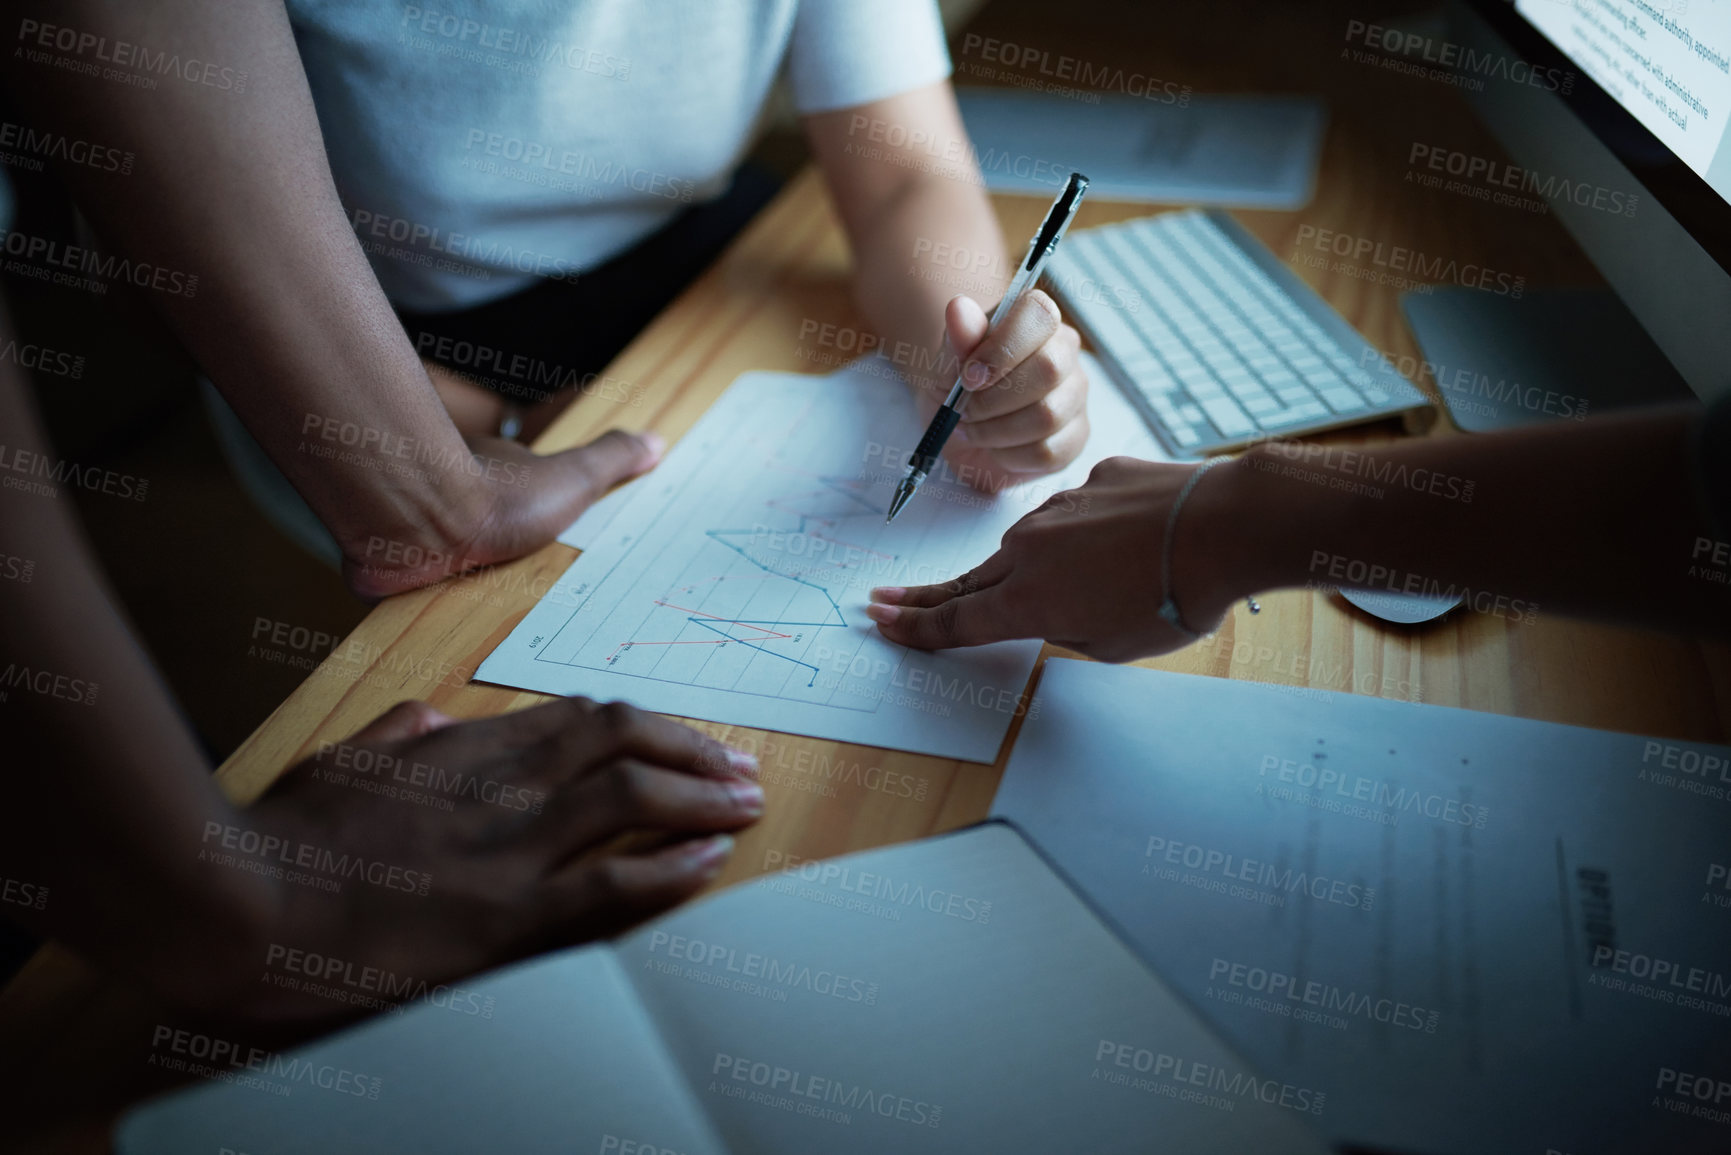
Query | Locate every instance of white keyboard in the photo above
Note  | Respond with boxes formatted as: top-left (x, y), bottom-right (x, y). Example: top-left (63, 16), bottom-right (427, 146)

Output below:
top-left (1047, 209), bottom-right (1431, 455)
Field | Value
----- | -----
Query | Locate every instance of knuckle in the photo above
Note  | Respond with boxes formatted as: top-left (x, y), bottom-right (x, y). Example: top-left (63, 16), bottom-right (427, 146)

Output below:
top-left (569, 456), bottom-right (606, 499)
top-left (1099, 454), bottom-right (1135, 477)
top-left (1027, 288), bottom-right (1061, 325)
top-left (596, 700), bottom-right (638, 738)
top-left (956, 566), bottom-right (989, 595)
top-left (693, 739), bottom-right (731, 777)
top-left (934, 597), bottom-right (962, 642)
top-left (381, 699), bottom-right (435, 731)
top-left (588, 857), bottom-right (634, 903)
top-left (701, 776), bottom-right (739, 811)
top-left (600, 760), bottom-right (652, 814)
top-left (1036, 344), bottom-right (1066, 388)
top-left (1024, 440), bottom-right (1062, 472)
top-left (1030, 401), bottom-right (1062, 438)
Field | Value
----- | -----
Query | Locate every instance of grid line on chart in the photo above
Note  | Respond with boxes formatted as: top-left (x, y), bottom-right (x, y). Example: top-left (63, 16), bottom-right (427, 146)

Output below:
top-left (529, 471), bottom-right (911, 714)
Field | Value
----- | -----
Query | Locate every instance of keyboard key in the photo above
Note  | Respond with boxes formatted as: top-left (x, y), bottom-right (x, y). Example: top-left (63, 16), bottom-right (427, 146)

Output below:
top-left (1320, 388), bottom-right (1366, 413)
top-left (1200, 397), bottom-right (1254, 436)
top-left (1256, 408), bottom-right (1314, 430)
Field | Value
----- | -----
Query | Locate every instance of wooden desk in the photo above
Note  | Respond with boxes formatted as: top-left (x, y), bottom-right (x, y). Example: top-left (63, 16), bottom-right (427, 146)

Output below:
top-left (4, 2), bottom-right (1729, 1145)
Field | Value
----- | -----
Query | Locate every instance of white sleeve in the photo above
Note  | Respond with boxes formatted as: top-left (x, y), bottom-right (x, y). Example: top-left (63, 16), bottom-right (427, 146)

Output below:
top-left (785, 0), bottom-right (953, 114)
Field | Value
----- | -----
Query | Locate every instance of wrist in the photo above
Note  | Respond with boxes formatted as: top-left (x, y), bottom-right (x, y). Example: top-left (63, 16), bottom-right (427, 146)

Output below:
top-left (1166, 453), bottom-right (1273, 629)
top-left (1221, 442), bottom-right (1332, 595)
top-left (336, 468), bottom-right (496, 598)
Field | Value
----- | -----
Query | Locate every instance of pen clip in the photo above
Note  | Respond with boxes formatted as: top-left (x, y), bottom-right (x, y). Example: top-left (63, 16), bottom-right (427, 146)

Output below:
top-left (1023, 172), bottom-right (1090, 272)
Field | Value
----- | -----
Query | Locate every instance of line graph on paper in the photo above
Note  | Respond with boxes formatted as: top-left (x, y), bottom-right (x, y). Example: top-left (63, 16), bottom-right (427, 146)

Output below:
top-left (477, 360), bottom-right (1152, 759)
top-left (509, 365), bottom-right (1043, 719)
top-left (531, 471), bottom-right (912, 711)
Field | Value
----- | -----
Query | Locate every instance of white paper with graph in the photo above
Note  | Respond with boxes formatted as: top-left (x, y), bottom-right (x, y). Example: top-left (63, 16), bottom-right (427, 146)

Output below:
top-left (477, 356), bottom-right (1161, 761)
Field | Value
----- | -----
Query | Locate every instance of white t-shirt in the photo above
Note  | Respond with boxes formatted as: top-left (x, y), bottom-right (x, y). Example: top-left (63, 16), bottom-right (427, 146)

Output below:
top-left (287, 0), bottom-right (953, 310)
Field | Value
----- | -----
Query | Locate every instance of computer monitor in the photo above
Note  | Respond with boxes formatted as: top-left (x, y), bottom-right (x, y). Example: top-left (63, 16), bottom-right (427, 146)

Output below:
top-left (1452, 0), bottom-right (1731, 400)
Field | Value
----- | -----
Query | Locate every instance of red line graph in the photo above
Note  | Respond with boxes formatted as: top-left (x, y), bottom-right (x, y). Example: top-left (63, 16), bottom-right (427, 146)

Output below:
top-left (604, 639), bottom-right (725, 663)
top-left (653, 600), bottom-right (792, 640)
top-left (608, 598), bottom-right (805, 664)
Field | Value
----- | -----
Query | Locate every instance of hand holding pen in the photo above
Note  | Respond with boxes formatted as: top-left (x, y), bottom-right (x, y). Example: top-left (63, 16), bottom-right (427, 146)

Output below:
top-left (888, 172), bottom-right (1092, 522)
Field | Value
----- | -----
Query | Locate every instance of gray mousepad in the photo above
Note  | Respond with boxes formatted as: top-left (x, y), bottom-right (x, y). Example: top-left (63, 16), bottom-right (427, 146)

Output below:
top-left (1401, 287), bottom-right (1691, 432)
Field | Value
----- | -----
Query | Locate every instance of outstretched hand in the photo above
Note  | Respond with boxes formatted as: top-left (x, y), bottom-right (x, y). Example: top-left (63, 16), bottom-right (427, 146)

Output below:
top-left (866, 456), bottom-right (1247, 662)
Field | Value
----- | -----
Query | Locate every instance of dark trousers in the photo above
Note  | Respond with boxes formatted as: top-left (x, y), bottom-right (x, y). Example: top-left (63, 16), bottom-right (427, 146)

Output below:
top-left (396, 164), bottom-right (782, 406)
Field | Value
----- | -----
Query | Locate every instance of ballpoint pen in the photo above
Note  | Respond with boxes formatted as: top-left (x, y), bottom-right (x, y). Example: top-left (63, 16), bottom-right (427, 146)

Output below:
top-left (885, 171), bottom-right (1090, 524)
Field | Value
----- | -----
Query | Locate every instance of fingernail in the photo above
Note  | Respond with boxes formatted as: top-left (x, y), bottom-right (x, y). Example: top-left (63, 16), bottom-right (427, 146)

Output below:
top-left (684, 833), bottom-right (734, 873)
top-left (641, 431), bottom-right (666, 460)
top-left (870, 586), bottom-right (907, 604)
top-left (727, 780), bottom-right (765, 816)
top-left (963, 360), bottom-right (989, 387)
top-left (724, 746), bottom-right (759, 778)
top-left (866, 603), bottom-right (901, 625)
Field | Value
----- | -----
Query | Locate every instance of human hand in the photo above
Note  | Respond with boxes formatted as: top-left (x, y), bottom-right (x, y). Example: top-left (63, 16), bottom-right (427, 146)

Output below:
top-left (215, 697), bottom-right (763, 1024)
top-left (340, 426), bottom-right (664, 600)
top-left (928, 289), bottom-right (1090, 490)
top-left (866, 456), bottom-right (1250, 662)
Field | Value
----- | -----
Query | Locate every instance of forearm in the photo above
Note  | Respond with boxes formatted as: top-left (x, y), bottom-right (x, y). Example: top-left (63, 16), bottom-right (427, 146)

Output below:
top-left (1197, 408), bottom-right (1721, 634)
top-left (0, 1), bottom-right (486, 559)
top-left (806, 82), bottom-right (1006, 398)
top-left (851, 173), bottom-right (1006, 397)
top-left (0, 362), bottom-right (275, 1011)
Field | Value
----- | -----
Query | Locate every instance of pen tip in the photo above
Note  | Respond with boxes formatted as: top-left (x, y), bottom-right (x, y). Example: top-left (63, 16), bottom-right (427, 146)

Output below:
top-left (885, 472), bottom-right (927, 524)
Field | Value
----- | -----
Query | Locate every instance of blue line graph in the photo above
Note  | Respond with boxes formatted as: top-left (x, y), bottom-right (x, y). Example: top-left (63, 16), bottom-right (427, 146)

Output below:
top-left (576, 476), bottom-right (897, 693)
